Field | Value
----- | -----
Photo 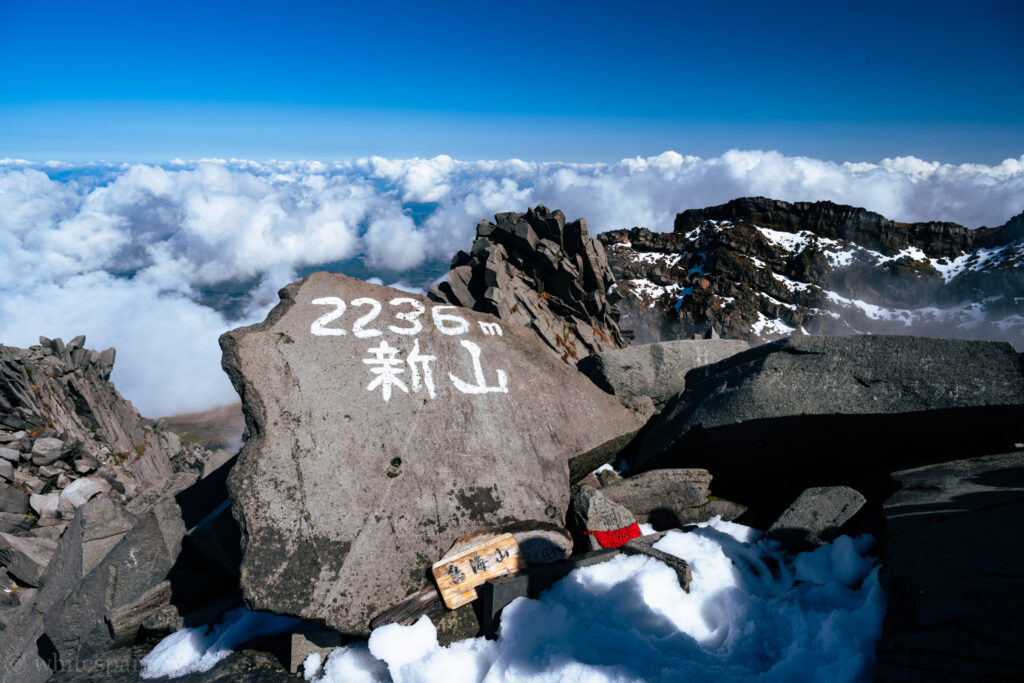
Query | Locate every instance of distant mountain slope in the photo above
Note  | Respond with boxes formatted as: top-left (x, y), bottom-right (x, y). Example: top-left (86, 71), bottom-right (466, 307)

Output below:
top-left (600, 197), bottom-right (1024, 347)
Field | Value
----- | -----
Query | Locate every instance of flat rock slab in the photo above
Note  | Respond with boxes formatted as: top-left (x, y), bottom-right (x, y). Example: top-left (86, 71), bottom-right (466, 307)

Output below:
top-left (629, 335), bottom-right (1024, 525)
top-left (766, 486), bottom-right (865, 550)
top-left (577, 339), bottom-right (751, 416)
top-left (875, 452), bottom-right (1024, 680)
top-left (220, 272), bottom-right (642, 635)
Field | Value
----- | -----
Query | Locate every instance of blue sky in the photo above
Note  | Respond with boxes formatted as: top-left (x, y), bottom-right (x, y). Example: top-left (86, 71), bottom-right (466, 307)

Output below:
top-left (1, 0), bottom-right (1022, 163)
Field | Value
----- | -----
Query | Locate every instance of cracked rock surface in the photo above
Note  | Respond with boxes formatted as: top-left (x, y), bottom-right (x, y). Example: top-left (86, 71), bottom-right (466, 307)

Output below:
top-left (429, 205), bottom-right (628, 363)
top-left (627, 335), bottom-right (1024, 525)
top-left (220, 272), bottom-right (642, 635)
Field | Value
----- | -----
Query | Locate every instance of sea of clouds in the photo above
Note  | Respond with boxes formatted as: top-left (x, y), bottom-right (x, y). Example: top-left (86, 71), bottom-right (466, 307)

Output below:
top-left (2, 151), bottom-right (1022, 416)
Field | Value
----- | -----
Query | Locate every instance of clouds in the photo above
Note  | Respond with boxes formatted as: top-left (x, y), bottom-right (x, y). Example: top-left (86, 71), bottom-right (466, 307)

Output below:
top-left (1, 151), bottom-right (1022, 416)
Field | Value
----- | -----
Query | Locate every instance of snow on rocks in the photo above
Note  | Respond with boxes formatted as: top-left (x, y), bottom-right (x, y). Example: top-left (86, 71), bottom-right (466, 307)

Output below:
top-left (140, 607), bottom-right (299, 678)
top-left (275, 518), bottom-right (883, 682)
top-left (599, 197), bottom-right (1024, 346)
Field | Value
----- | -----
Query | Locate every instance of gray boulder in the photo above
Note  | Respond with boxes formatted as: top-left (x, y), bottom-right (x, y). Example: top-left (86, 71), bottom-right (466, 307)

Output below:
top-left (600, 469), bottom-right (745, 530)
top-left (874, 452), bottom-right (1024, 681)
top-left (58, 476), bottom-right (111, 511)
top-left (630, 335), bottom-right (1024, 525)
top-left (766, 486), bottom-right (866, 550)
top-left (577, 339), bottom-right (750, 416)
top-left (0, 447), bottom-right (19, 463)
top-left (220, 272), bottom-right (642, 635)
top-left (0, 512), bottom-right (33, 535)
top-left (0, 533), bottom-right (57, 586)
top-left (0, 483), bottom-right (29, 515)
top-left (30, 437), bottom-right (65, 466)
top-left (42, 497), bottom-right (185, 668)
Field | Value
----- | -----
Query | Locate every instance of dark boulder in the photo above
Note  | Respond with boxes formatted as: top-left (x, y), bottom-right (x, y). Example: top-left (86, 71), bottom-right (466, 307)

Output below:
top-left (577, 339), bottom-right (751, 417)
top-left (599, 468), bottom-right (744, 530)
top-left (629, 335), bottom-right (1024, 526)
top-left (874, 452), bottom-right (1024, 681)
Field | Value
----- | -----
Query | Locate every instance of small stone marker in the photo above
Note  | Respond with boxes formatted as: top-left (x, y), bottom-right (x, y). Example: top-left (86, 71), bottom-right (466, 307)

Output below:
top-left (432, 533), bottom-right (525, 609)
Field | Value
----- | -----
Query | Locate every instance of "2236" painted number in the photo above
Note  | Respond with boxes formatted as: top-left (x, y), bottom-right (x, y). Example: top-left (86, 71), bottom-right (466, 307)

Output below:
top-left (309, 297), bottom-right (471, 337)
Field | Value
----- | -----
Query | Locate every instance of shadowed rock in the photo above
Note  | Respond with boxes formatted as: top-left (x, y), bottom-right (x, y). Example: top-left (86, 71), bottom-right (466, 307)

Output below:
top-left (766, 486), bottom-right (866, 551)
top-left (577, 339), bottom-right (751, 417)
top-left (875, 452), bottom-right (1024, 681)
top-left (629, 335), bottom-right (1024, 526)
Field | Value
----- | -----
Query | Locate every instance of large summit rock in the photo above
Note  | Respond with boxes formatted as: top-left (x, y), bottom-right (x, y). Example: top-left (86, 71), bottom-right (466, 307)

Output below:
top-left (629, 335), bottom-right (1024, 524)
top-left (220, 272), bottom-right (642, 635)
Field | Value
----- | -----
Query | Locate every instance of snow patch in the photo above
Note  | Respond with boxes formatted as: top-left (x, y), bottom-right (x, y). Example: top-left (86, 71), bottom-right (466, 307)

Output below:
top-left (299, 519), bottom-right (884, 683)
top-left (140, 607), bottom-right (299, 678)
top-left (756, 226), bottom-right (812, 253)
top-left (751, 312), bottom-right (797, 337)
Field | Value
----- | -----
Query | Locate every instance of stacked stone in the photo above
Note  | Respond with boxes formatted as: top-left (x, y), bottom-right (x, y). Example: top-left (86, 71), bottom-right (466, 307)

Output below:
top-left (428, 205), bottom-right (629, 362)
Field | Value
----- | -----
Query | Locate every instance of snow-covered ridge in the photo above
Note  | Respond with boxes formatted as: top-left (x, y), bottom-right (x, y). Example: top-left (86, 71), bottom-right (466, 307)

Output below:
top-left (600, 202), bottom-right (1024, 346)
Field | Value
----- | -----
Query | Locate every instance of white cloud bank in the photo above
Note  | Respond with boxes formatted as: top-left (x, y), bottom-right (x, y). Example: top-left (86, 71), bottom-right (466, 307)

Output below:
top-left (1, 151), bottom-right (1022, 416)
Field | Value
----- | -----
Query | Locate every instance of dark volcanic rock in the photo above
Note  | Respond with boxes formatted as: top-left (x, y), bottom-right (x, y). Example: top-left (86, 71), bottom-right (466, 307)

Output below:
top-left (577, 339), bottom-right (751, 416)
top-left (874, 452), bottom-right (1024, 681)
top-left (429, 205), bottom-right (628, 362)
top-left (600, 198), bottom-right (1024, 346)
top-left (220, 272), bottom-right (642, 635)
top-left (672, 196), bottom-right (1022, 257)
top-left (599, 469), bottom-right (744, 530)
top-left (766, 486), bottom-right (866, 550)
top-left (629, 335), bottom-right (1024, 525)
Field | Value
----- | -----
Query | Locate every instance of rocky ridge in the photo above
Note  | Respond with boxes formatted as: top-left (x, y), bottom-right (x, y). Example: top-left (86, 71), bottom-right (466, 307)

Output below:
top-left (0, 337), bottom-right (233, 682)
top-left (601, 197), bottom-right (1024, 346)
top-left (429, 205), bottom-right (628, 362)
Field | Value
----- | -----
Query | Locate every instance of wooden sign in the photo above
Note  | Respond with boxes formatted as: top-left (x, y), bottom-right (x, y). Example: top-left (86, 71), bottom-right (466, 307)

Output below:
top-left (431, 533), bottom-right (526, 609)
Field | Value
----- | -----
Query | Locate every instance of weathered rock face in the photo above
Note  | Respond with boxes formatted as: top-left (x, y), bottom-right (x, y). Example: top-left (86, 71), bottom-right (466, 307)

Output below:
top-left (629, 335), bottom-right (1024, 525)
top-left (601, 198), bottom-right (1024, 346)
top-left (0, 336), bottom-right (207, 488)
top-left (576, 339), bottom-right (751, 417)
top-left (875, 452), bottom-right (1024, 680)
top-left (0, 337), bottom-right (231, 680)
top-left (221, 272), bottom-right (643, 635)
top-left (428, 205), bottom-right (628, 362)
